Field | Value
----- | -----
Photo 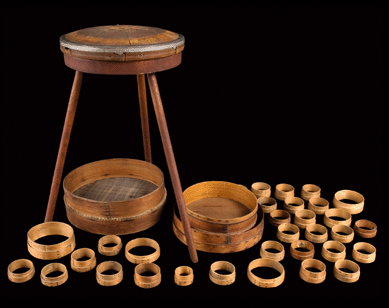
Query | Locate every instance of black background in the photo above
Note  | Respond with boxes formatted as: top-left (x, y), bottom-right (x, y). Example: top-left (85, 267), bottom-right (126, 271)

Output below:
top-left (1, 5), bottom-right (382, 298)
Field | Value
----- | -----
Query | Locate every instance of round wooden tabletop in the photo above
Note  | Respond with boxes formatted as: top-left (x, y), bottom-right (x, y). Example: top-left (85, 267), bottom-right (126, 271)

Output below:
top-left (60, 25), bottom-right (185, 62)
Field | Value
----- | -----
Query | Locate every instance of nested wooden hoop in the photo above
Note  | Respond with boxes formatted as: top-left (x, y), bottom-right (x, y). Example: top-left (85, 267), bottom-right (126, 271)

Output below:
top-left (183, 181), bottom-right (258, 233)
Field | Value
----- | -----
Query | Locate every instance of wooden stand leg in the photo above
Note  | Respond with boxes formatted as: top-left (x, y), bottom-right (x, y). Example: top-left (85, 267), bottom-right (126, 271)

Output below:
top-left (44, 71), bottom-right (83, 222)
top-left (137, 74), bottom-right (152, 163)
top-left (147, 73), bottom-right (198, 263)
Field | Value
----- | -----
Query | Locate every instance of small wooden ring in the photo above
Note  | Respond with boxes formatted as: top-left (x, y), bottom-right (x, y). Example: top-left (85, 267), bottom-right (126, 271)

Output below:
top-left (301, 184), bottom-right (321, 201)
top-left (260, 240), bottom-right (285, 262)
top-left (333, 190), bottom-right (364, 214)
top-left (247, 258), bottom-right (285, 288)
top-left (71, 248), bottom-right (96, 272)
top-left (276, 223), bottom-right (300, 243)
top-left (321, 240), bottom-right (346, 262)
top-left (305, 224), bottom-right (328, 243)
top-left (125, 237), bottom-right (160, 264)
top-left (209, 261), bottom-right (236, 286)
top-left (352, 242), bottom-right (376, 264)
top-left (290, 240), bottom-right (315, 261)
top-left (283, 196), bottom-right (305, 214)
top-left (98, 235), bottom-right (122, 256)
top-left (40, 263), bottom-right (68, 287)
top-left (353, 219), bottom-right (377, 238)
top-left (333, 259), bottom-right (360, 283)
top-left (269, 209), bottom-right (291, 227)
top-left (307, 197), bottom-right (329, 214)
top-left (96, 261), bottom-right (123, 286)
top-left (257, 196), bottom-right (277, 213)
top-left (251, 182), bottom-right (271, 197)
top-left (331, 225), bottom-right (354, 243)
top-left (294, 209), bottom-right (316, 229)
top-left (299, 258), bottom-right (326, 284)
top-left (174, 266), bottom-right (194, 286)
top-left (275, 183), bottom-right (295, 201)
top-left (324, 208), bottom-right (352, 228)
top-left (134, 263), bottom-right (161, 289)
top-left (7, 259), bottom-right (35, 283)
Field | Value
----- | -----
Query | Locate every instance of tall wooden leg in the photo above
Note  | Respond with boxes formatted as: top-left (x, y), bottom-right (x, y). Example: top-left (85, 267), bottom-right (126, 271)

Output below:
top-left (44, 71), bottom-right (83, 222)
top-left (147, 73), bottom-right (198, 263)
top-left (137, 74), bottom-right (152, 163)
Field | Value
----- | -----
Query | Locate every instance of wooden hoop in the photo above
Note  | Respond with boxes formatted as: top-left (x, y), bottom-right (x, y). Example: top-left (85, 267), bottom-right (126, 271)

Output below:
top-left (294, 209), bottom-right (316, 229)
top-left (275, 183), bottom-right (295, 200)
top-left (125, 238), bottom-right (160, 264)
top-left (307, 197), bottom-right (329, 215)
top-left (331, 225), bottom-right (354, 243)
top-left (269, 209), bottom-right (291, 227)
top-left (276, 223), bottom-right (300, 243)
top-left (174, 266), bottom-right (194, 286)
top-left (333, 259), bottom-right (360, 283)
top-left (301, 184), bottom-right (321, 201)
top-left (134, 263), bottom-right (161, 289)
top-left (98, 235), bottom-right (122, 256)
top-left (321, 240), bottom-right (346, 262)
top-left (7, 259), bottom-right (35, 283)
top-left (40, 263), bottom-right (68, 287)
top-left (305, 224), bottom-right (328, 243)
top-left (70, 248), bottom-right (96, 272)
top-left (209, 261), bottom-right (236, 286)
top-left (333, 190), bottom-right (364, 214)
top-left (257, 196), bottom-right (277, 213)
top-left (247, 258), bottom-right (285, 288)
top-left (352, 242), bottom-right (376, 264)
top-left (324, 208), bottom-right (352, 228)
top-left (283, 196), bottom-right (305, 214)
top-left (290, 240), bottom-right (315, 261)
top-left (353, 219), bottom-right (377, 238)
top-left (96, 261), bottom-right (123, 286)
top-left (251, 182), bottom-right (271, 198)
top-left (299, 259), bottom-right (326, 284)
top-left (260, 241), bottom-right (285, 262)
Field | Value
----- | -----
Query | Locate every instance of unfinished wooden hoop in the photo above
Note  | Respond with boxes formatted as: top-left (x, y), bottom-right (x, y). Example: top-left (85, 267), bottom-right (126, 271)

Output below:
top-left (251, 182), bottom-right (271, 198)
top-left (324, 208), bottom-right (352, 228)
top-left (71, 248), bottom-right (96, 272)
top-left (333, 259), bottom-right (360, 283)
top-left (331, 225), bottom-right (354, 243)
top-left (290, 240), bottom-right (315, 261)
top-left (260, 241), bottom-right (285, 262)
top-left (276, 223), bottom-right (300, 243)
top-left (7, 259), bottom-right (35, 283)
top-left (321, 240), bottom-right (346, 262)
top-left (98, 235), bottom-right (122, 256)
top-left (96, 261), bottom-right (123, 286)
top-left (275, 183), bottom-right (295, 200)
top-left (247, 258), bottom-right (285, 288)
top-left (353, 219), bottom-right (377, 238)
top-left (294, 209), bottom-right (316, 229)
top-left (134, 263), bottom-right (161, 289)
top-left (301, 184), bottom-right (321, 201)
top-left (40, 263), bottom-right (68, 287)
top-left (183, 181), bottom-right (258, 234)
top-left (27, 221), bottom-right (76, 260)
top-left (209, 261), bottom-right (236, 286)
top-left (257, 196), bottom-right (277, 213)
top-left (269, 209), bottom-right (291, 227)
top-left (299, 259), bottom-right (326, 284)
top-left (174, 266), bottom-right (194, 286)
top-left (333, 190), bottom-right (364, 214)
top-left (305, 224), bottom-right (328, 243)
top-left (307, 197), bottom-right (329, 215)
top-left (283, 196), bottom-right (305, 214)
top-left (352, 242), bottom-right (376, 264)
top-left (125, 237), bottom-right (160, 264)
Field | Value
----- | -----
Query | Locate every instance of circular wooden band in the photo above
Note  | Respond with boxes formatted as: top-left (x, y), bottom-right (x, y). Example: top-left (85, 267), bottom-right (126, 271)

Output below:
top-left (98, 235), bottom-right (122, 256)
top-left (321, 240), bottom-right (346, 262)
top-left (331, 225), bottom-right (354, 243)
top-left (7, 259), bottom-right (35, 283)
top-left (71, 248), bottom-right (97, 272)
top-left (40, 263), bottom-right (68, 287)
top-left (247, 258), bottom-right (285, 288)
top-left (283, 196), bottom-right (305, 214)
top-left (353, 219), bottom-right (377, 238)
top-left (352, 242), bottom-right (376, 264)
top-left (333, 259), bottom-right (360, 283)
top-left (260, 240), bottom-right (285, 262)
top-left (251, 182), bottom-right (271, 198)
top-left (301, 184), bottom-right (321, 201)
top-left (134, 263), bottom-right (161, 289)
top-left (290, 240), bottom-right (315, 261)
top-left (174, 266), bottom-right (194, 286)
top-left (275, 183), bottom-right (295, 200)
top-left (307, 197), bottom-right (329, 214)
top-left (276, 223), bottom-right (300, 243)
top-left (323, 208), bottom-right (352, 228)
top-left (294, 209), bottom-right (316, 229)
top-left (125, 237), bottom-right (160, 264)
top-left (333, 190), bottom-right (364, 214)
top-left (305, 224), bottom-right (328, 243)
top-left (27, 221), bottom-right (76, 260)
top-left (209, 261), bottom-right (236, 285)
top-left (96, 261), bottom-right (123, 286)
top-left (299, 258), bottom-right (326, 284)
top-left (258, 196), bottom-right (277, 213)
top-left (269, 209), bottom-right (291, 227)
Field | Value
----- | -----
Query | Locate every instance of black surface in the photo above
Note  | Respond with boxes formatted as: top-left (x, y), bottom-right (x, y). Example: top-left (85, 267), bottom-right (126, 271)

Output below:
top-left (1, 5), bottom-right (382, 298)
